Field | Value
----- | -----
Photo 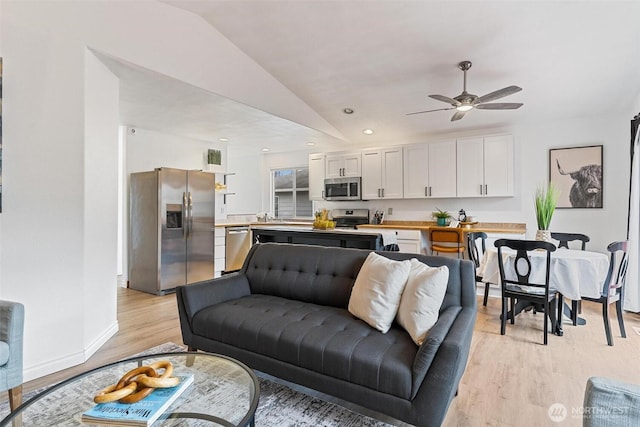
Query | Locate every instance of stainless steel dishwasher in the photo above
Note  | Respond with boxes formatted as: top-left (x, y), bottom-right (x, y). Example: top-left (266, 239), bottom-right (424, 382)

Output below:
top-left (225, 226), bottom-right (252, 272)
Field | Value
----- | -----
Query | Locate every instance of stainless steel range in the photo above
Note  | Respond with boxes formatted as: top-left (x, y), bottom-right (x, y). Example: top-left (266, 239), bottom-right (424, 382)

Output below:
top-left (331, 209), bottom-right (370, 229)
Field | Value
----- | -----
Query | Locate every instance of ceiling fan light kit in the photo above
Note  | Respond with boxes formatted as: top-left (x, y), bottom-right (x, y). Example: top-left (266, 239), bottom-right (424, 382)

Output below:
top-left (408, 60), bottom-right (523, 121)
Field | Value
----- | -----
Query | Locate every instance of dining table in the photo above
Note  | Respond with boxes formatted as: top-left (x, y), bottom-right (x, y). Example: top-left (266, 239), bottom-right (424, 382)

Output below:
top-left (478, 246), bottom-right (610, 334)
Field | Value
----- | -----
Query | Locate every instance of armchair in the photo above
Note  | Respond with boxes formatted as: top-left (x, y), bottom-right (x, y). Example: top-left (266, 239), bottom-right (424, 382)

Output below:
top-left (0, 301), bottom-right (24, 411)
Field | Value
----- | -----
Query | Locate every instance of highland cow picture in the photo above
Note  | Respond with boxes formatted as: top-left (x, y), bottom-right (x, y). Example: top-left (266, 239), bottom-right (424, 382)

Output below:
top-left (550, 145), bottom-right (603, 209)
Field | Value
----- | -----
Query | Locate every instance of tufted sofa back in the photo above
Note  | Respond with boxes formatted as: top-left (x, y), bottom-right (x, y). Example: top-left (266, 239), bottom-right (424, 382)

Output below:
top-left (242, 243), bottom-right (475, 311)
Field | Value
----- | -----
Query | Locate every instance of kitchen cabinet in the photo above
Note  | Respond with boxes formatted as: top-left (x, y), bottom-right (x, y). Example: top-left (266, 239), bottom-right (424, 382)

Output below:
top-left (361, 147), bottom-right (403, 199)
top-left (456, 134), bottom-right (514, 197)
top-left (214, 227), bottom-right (226, 278)
top-left (325, 152), bottom-right (361, 178)
top-left (308, 153), bottom-right (325, 200)
top-left (403, 140), bottom-right (457, 198)
top-left (393, 229), bottom-right (424, 254)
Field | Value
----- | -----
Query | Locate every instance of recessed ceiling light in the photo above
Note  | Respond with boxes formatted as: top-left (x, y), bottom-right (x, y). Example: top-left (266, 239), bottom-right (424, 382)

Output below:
top-left (306, 142), bottom-right (315, 146)
top-left (219, 138), bottom-right (229, 142)
top-left (362, 129), bottom-right (374, 135)
top-left (343, 108), bottom-right (354, 114)
top-left (261, 148), bottom-right (270, 152)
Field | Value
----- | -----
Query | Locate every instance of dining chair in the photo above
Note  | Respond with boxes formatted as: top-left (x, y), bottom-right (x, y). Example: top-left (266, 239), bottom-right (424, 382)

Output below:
top-left (580, 241), bottom-right (629, 346)
top-left (550, 232), bottom-right (590, 250)
top-left (467, 231), bottom-right (494, 306)
top-left (550, 232), bottom-right (590, 325)
top-left (430, 227), bottom-right (466, 258)
top-left (0, 300), bottom-right (25, 411)
top-left (495, 239), bottom-right (559, 345)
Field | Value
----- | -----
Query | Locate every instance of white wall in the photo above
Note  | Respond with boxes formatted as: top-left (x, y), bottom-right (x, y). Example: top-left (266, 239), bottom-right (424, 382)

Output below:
top-left (122, 127), bottom-right (226, 281)
top-left (230, 112), bottom-right (631, 253)
top-left (226, 147), bottom-right (263, 215)
top-left (83, 49), bottom-right (120, 358)
top-left (0, 0), bottom-right (330, 380)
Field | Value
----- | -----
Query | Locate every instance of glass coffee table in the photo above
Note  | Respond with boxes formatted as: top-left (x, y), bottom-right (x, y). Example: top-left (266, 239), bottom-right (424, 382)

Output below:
top-left (0, 352), bottom-right (259, 426)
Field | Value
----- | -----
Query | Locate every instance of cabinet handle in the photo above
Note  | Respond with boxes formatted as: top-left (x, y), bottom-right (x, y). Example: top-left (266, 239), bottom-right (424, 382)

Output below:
top-left (429, 186), bottom-right (432, 197)
top-left (382, 188), bottom-right (385, 198)
top-left (377, 188), bottom-right (381, 197)
top-left (480, 184), bottom-right (483, 195)
top-left (425, 186), bottom-right (428, 197)
top-left (485, 184), bottom-right (488, 195)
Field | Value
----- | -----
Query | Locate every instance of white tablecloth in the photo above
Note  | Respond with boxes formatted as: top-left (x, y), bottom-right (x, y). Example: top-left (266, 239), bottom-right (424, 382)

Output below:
top-left (478, 247), bottom-right (610, 300)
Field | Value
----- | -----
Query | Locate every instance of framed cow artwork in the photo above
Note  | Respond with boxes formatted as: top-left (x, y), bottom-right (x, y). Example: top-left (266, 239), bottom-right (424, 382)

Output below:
top-left (549, 145), bottom-right (603, 208)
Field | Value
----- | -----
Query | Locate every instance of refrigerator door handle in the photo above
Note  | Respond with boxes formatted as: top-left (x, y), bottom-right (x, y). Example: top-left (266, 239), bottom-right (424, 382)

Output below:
top-left (188, 192), bottom-right (193, 238)
top-left (182, 191), bottom-right (188, 238)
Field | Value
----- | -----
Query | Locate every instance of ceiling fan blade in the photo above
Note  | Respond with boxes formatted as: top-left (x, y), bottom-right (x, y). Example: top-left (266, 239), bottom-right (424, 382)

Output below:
top-left (406, 107), bottom-right (455, 116)
top-left (429, 94), bottom-right (461, 105)
top-left (474, 86), bottom-right (522, 104)
top-left (451, 110), bottom-right (467, 121)
top-left (475, 103), bottom-right (523, 110)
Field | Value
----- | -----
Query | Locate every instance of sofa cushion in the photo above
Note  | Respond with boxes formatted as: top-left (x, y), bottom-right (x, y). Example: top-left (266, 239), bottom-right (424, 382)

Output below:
top-left (244, 244), bottom-right (367, 308)
top-left (397, 259), bottom-right (449, 345)
top-left (191, 294), bottom-right (417, 399)
top-left (348, 252), bottom-right (411, 333)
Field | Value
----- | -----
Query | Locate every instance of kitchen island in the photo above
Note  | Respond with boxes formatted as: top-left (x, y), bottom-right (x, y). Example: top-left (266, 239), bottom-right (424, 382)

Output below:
top-left (251, 225), bottom-right (398, 251)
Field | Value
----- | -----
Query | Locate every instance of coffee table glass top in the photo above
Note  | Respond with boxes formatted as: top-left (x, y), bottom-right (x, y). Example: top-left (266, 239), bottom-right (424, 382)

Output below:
top-left (0, 352), bottom-right (260, 426)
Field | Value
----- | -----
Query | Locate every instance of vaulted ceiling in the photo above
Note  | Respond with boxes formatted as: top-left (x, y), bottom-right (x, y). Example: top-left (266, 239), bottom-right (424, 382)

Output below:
top-left (117, 1), bottom-right (640, 152)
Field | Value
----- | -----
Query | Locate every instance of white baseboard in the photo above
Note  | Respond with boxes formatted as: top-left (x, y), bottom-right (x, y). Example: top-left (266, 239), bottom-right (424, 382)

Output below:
top-left (476, 282), bottom-right (500, 300)
top-left (84, 321), bottom-right (119, 360)
top-left (23, 321), bottom-right (119, 382)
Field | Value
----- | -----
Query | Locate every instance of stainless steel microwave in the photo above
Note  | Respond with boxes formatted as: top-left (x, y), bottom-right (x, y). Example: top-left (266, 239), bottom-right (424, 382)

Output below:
top-left (324, 177), bottom-right (361, 201)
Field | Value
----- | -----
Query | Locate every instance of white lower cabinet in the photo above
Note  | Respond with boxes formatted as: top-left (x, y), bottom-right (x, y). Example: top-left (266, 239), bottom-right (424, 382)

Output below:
top-left (388, 229), bottom-right (424, 254)
top-left (214, 227), bottom-right (226, 278)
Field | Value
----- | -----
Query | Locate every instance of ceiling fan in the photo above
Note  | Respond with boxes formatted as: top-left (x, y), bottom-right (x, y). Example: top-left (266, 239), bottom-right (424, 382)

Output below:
top-left (407, 61), bottom-right (523, 121)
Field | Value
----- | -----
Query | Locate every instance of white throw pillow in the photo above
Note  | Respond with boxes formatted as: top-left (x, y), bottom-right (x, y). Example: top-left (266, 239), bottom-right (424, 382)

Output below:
top-left (348, 252), bottom-right (411, 333)
top-left (397, 259), bottom-right (449, 345)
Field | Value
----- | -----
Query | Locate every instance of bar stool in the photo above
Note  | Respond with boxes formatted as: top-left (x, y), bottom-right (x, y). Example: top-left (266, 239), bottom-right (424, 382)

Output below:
top-left (430, 227), bottom-right (466, 258)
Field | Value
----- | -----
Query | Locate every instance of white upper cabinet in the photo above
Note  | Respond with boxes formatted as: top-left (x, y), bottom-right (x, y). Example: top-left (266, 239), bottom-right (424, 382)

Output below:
top-left (325, 152), bottom-right (362, 178)
top-left (403, 140), bottom-right (457, 198)
top-left (362, 147), bottom-right (403, 199)
top-left (308, 153), bottom-right (326, 200)
top-left (456, 134), bottom-right (514, 197)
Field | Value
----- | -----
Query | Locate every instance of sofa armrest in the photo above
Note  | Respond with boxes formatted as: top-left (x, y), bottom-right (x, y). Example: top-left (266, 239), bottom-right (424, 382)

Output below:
top-left (411, 305), bottom-right (461, 396)
top-left (176, 273), bottom-right (251, 324)
top-left (583, 377), bottom-right (640, 427)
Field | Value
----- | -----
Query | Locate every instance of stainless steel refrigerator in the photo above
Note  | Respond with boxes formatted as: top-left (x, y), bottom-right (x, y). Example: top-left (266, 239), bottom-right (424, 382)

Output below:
top-left (129, 168), bottom-right (215, 295)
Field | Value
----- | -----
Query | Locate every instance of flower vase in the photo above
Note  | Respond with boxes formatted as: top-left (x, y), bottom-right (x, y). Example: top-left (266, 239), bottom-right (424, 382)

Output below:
top-left (535, 230), bottom-right (552, 242)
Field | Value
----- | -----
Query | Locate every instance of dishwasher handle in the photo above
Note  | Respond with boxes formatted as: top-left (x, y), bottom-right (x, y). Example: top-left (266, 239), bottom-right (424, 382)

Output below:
top-left (227, 228), bottom-right (249, 235)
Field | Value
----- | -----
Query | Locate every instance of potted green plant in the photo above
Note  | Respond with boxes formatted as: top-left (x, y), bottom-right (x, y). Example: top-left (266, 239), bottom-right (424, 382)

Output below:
top-left (432, 208), bottom-right (451, 226)
top-left (534, 182), bottom-right (559, 241)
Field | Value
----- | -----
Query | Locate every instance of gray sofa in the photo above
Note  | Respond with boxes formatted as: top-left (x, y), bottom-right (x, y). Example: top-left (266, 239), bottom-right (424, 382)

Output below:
top-left (177, 243), bottom-right (477, 427)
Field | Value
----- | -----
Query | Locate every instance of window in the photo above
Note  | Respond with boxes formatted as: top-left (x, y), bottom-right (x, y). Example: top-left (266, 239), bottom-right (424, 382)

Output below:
top-left (272, 167), bottom-right (312, 218)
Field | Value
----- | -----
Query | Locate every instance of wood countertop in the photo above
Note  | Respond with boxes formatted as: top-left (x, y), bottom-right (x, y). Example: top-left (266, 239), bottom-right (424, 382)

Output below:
top-left (357, 221), bottom-right (526, 234)
top-left (215, 221), bottom-right (312, 228)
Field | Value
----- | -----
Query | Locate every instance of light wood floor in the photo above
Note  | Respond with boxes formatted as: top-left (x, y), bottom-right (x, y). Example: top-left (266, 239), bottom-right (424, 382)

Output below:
top-left (8, 287), bottom-right (640, 426)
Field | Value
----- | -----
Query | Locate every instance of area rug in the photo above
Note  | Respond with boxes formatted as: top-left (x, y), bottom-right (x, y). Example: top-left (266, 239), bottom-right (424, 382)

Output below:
top-left (0, 342), bottom-right (395, 426)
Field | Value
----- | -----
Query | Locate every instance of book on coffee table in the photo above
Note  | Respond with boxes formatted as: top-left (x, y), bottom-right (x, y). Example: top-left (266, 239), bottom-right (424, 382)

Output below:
top-left (81, 374), bottom-right (194, 426)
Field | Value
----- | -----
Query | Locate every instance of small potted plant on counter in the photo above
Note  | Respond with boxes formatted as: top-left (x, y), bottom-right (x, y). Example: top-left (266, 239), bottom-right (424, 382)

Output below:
top-left (432, 208), bottom-right (451, 226)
